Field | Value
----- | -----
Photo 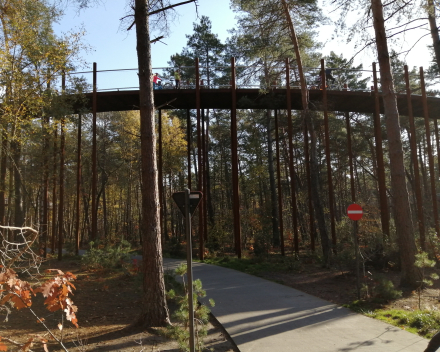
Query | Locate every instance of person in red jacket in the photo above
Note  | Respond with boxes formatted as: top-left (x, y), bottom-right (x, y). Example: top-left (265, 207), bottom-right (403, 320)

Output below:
top-left (153, 73), bottom-right (160, 89)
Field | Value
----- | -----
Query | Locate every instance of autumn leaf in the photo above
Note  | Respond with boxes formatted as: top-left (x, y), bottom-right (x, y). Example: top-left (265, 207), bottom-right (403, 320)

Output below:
top-left (0, 337), bottom-right (6, 351)
top-left (21, 337), bottom-right (34, 351)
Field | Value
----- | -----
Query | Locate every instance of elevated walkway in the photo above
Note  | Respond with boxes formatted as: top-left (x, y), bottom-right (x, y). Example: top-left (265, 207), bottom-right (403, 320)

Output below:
top-left (85, 88), bottom-right (440, 117)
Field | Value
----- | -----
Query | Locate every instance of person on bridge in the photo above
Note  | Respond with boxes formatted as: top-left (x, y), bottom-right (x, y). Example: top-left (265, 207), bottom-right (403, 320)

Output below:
top-left (153, 73), bottom-right (161, 89)
top-left (325, 68), bottom-right (336, 84)
top-left (174, 69), bottom-right (181, 89)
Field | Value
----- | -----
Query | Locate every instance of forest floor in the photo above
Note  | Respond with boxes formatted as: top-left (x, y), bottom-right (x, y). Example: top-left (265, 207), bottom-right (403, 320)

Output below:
top-left (1, 255), bottom-right (239, 352)
top-left (3, 251), bottom-right (440, 351)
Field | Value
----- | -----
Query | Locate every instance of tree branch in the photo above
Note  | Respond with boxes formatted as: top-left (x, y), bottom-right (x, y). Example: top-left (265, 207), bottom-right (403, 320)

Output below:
top-left (127, 0), bottom-right (198, 31)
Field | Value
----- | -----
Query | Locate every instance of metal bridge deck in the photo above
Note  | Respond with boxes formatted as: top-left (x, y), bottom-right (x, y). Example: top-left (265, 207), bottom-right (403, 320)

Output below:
top-left (84, 88), bottom-right (440, 118)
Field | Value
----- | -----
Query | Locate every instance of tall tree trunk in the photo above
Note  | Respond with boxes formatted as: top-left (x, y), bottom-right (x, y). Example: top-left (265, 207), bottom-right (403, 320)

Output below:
top-left (281, 0), bottom-right (330, 261)
top-left (371, 0), bottom-right (420, 286)
top-left (428, 0), bottom-right (440, 72)
top-left (134, 0), bottom-right (170, 327)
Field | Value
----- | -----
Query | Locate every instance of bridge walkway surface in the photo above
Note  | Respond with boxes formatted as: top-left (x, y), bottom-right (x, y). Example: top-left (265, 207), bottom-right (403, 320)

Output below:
top-left (163, 258), bottom-right (428, 352)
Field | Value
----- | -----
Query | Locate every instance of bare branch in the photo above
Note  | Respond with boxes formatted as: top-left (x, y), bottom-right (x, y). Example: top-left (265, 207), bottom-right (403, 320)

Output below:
top-left (386, 23), bottom-right (428, 39)
top-left (151, 35), bottom-right (165, 44)
top-left (387, 18), bottom-right (429, 32)
top-left (127, 0), bottom-right (198, 31)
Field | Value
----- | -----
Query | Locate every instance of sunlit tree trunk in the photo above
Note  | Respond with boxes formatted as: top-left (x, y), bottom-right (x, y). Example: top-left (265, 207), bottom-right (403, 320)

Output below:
top-left (371, 0), bottom-right (420, 286)
top-left (133, 0), bottom-right (170, 327)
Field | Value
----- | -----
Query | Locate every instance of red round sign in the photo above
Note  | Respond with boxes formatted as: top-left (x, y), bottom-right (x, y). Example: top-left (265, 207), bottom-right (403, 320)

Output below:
top-left (347, 203), bottom-right (363, 221)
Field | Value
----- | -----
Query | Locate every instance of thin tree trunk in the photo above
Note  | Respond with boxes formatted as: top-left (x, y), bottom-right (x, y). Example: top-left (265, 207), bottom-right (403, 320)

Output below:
top-left (281, 0), bottom-right (330, 262)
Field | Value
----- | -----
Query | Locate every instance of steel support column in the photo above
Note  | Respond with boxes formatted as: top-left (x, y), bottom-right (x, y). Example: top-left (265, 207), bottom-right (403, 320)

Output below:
top-left (75, 113), bottom-right (82, 255)
top-left (345, 112), bottom-right (356, 203)
top-left (285, 58), bottom-right (299, 255)
top-left (202, 109), bottom-right (208, 241)
top-left (274, 110), bottom-right (285, 256)
top-left (420, 67), bottom-right (440, 238)
top-left (304, 121), bottom-right (315, 251)
top-left (187, 109), bottom-right (191, 189)
top-left (58, 73), bottom-right (66, 261)
top-left (51, 126), bottom-right (58, 254)
top-left (231, 57), bottom-right (241, 258)
top-left (372, 63), bottom-right (390, 239)
top-left (196, 58), bottom-right (204, 259)
top-left (92, 62), bottom-right (98, 241)
top-left (158, 109), bottom-right (164, 245)
top-left (321, 59), bottom-right (336, 251)
top-left (405, 66), bottom-right (425, 249)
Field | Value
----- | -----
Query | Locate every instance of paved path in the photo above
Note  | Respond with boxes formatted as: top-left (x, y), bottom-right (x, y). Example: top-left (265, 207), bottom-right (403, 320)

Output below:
top-left (164, 258), bottom-right (428, 352)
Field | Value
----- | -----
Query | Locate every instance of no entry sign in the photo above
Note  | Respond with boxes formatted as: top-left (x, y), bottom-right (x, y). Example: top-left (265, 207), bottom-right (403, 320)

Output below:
top-left (347, 203), bottom-right (363, 221)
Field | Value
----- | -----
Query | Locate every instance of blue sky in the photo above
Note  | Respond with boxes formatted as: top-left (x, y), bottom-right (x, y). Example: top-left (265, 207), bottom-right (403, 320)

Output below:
top-left (54, 0), bottom-right (236, 90)
top-left (53, 0), bottom-right (434, 91)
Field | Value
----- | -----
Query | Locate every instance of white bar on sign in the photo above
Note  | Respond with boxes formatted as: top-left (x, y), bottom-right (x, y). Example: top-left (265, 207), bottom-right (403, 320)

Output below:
top-left (348, 210), bottom-right (363, 214)
top-left (190, 194), bottom-right (199, 198)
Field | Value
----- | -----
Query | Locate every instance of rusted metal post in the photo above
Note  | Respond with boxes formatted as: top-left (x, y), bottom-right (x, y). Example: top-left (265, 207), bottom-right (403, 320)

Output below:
top-left (304, 121), bottom-right (315, 251)
top-left (345, 112), bottom-right (356, 203)
top-left (405, 65), bottom-right (425, 249)
top-left (321, 59), bottom-right (337, 251)
top-left (231, 57), bottom-right (241, 258)
top-left (285, 58), bottom-right (299, 255)
top-left (420, 66), bottom-right (440, 238)
top-left (187, 109), bottom-right (191, 189)
top-left (158, 109), bottom-right (164, 245)
top-left (42, 78), bottom-right (50, 257)
top-left (75, 113), bottom-right (82, 255)
top-left (372, 63), bottom-right (390, 239)
top-left (434, 119), bottom-right (440, 180)
top-left (274, 110), bottom-right (285, 256)
top-left (196, 58), bottom-right (204, 259)
top-left (202, 109), bottom-right (208, 241)
top-left (51, 125), bottom-right (58, 254)
top-left (58, 73), bottom-right (66, 261)
top-left (92, 62), bottom-right (98, 241)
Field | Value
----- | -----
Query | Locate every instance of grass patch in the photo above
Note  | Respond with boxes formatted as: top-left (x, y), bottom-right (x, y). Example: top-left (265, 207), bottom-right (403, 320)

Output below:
top-left (344, 301), bottom-right (440, 339)
top-left (200, 255), bottom-right (302, 276)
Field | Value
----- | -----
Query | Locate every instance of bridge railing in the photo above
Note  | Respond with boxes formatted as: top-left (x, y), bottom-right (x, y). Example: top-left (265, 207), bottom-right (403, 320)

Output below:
top-left (55, 62), bottom-right (440, 96)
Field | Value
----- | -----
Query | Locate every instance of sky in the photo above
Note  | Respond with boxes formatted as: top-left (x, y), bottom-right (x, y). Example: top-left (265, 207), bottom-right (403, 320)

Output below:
top-left (53, 0), bottom-right (435, 91)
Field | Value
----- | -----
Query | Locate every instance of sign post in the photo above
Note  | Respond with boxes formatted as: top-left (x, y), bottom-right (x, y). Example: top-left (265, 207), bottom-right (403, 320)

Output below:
top-left (347, 203), bottom-right (363, 300)
top-left (172, 189), bottom-right (202, 352)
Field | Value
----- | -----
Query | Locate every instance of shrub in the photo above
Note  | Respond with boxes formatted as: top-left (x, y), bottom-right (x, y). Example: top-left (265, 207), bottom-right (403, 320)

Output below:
top-left (81, 240), bottom-right (132, 270)
top-left (372, 276), bottom-right (402, 302)
top-left (166, 264), bottom-right (215, 352)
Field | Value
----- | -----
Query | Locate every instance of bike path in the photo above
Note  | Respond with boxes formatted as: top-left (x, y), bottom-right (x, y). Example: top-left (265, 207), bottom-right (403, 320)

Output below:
top-left (164, 258), bottom-right (428, 352)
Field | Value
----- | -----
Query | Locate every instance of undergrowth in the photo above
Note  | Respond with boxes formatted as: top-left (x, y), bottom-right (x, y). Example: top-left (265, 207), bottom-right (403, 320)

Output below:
top-left (165, 264), bottom-right (215, 352)
top-left (344, 301), bottom-right (440, 338)
top-left (81, 240), bottom-right (132, 270)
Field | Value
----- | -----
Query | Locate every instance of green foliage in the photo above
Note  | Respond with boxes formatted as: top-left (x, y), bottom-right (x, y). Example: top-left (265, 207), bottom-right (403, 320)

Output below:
top-left (367, 309), bottom-right (440, 338)
top-left (415, 252), bottom-right (439, 309)
top-left (81, 240), bottom-right (132, 270)
top-left (166, 264), bottom-right (215, 352)
top-left (372, 277), bottom-right (402, 302)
